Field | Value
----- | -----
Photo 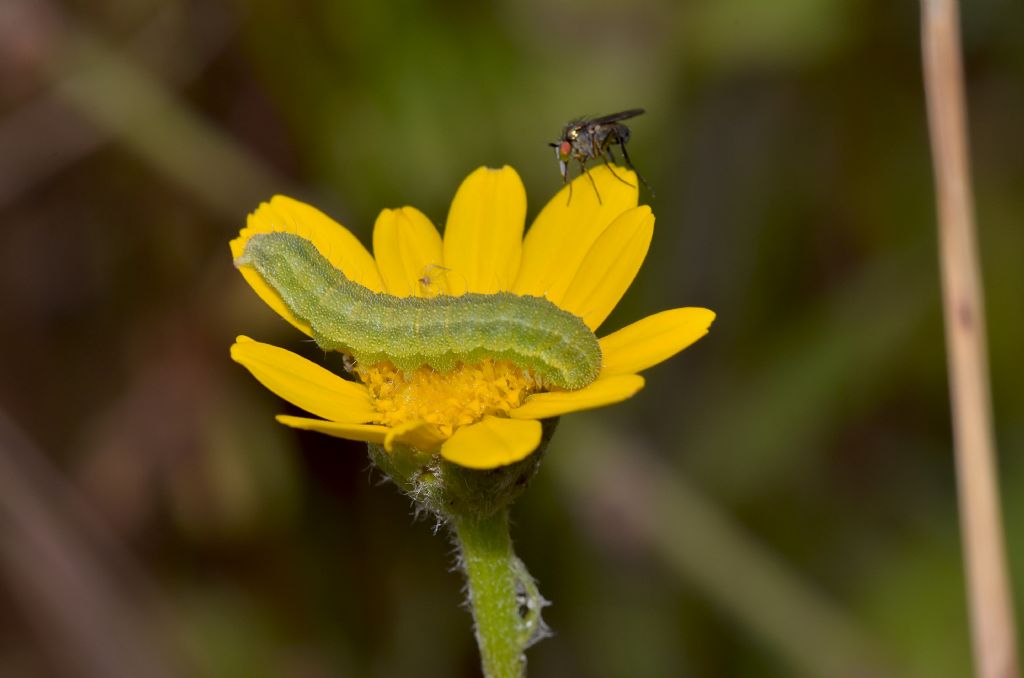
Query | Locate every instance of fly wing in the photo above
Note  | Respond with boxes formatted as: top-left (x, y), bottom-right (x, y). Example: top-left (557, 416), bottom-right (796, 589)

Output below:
top-left (589, 108), bottom-right (645, 125)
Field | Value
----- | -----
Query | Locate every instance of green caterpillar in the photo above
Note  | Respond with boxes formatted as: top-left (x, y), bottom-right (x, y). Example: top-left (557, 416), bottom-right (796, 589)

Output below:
top-left (237, 232), bottom-right (602, 390)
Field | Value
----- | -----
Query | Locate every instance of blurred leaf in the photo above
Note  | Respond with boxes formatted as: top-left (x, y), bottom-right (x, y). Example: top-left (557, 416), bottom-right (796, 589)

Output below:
top-left (682, 0), bottom-right (857, 70)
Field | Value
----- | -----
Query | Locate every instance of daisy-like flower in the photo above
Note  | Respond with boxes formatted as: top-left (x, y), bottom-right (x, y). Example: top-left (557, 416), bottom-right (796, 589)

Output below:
top-left (230, 165), bottom-right (713, 471)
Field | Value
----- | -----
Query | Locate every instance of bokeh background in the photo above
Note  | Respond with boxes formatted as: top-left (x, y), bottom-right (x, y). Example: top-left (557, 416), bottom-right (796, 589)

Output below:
top-left (1, 0), bottom-right (1022, 676)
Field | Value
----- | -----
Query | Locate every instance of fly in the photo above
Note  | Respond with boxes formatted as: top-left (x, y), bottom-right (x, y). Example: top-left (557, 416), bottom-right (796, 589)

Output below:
top-left (549, 108), bottom-right (654, 204)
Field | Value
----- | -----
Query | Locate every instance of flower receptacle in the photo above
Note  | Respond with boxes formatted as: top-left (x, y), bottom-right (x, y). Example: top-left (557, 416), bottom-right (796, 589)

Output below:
top-left (368, 418), bottom-right (559, 522)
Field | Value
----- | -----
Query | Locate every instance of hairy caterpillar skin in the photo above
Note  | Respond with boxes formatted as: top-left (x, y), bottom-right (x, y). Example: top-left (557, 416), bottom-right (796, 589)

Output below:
top-left (238, 233), bottom-right (602, 390)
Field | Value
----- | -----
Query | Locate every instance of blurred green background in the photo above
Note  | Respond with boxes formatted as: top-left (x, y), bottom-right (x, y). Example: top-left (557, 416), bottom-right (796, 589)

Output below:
top-left (1, 0), bottom-right (1022, 676)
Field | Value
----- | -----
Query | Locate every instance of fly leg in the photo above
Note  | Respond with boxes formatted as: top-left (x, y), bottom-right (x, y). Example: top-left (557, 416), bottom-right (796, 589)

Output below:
top-left (602, 150), bottom-right (638, 189)
top-left (617, 139), bottom-right (655, 197)
top-left (599, 133), bottom-right (638, 189)
top-left (562, 160), bottom-right (575, 206)
top-left (581, 159), bottom-right (602, 204)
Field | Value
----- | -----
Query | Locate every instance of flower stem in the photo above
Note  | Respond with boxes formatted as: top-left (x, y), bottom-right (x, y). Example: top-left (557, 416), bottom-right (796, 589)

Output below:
top-left (454, 509), bottom-right (544, 678)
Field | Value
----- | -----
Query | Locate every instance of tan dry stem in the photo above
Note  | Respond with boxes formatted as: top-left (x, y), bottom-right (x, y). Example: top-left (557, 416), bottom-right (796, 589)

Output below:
top-left (920, 1), bottom-right (1020, 676)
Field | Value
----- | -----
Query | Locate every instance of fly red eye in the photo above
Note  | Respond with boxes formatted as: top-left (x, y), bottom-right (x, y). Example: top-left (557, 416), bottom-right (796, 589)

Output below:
top-left (558, 141), bottom-right (571, 159)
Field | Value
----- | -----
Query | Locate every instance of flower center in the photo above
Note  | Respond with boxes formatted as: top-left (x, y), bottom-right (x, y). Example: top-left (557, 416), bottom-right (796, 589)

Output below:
top-left (356, 359), bottom-right (541, 437)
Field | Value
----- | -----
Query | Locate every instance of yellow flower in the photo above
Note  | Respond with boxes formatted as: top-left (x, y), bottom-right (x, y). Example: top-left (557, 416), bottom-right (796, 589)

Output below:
top-left (230, 165), bottom-right (714, 470)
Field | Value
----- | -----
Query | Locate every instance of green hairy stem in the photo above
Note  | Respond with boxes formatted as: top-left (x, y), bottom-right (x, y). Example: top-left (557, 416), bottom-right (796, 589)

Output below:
top-left (368, 421), bottom-right (559, 677)
top-left (454, 510), bottom-right (547, 678)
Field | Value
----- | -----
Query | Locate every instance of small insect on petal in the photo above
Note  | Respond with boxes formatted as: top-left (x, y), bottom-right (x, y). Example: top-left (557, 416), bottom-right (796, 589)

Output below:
top-left (549, 109), bottom-right (654, 202)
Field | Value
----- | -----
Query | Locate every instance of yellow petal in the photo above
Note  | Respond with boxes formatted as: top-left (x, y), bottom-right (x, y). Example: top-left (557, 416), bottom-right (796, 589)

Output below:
top-left (384, 419), bottom-right (447, 453)
top-left (510, 374), bottom-right (644, 420)
top-left (600, 308), bottom-right (716, 377)
top-left (230, 336), bottom-right (377, 424)
top-left (513, 164), bottom-right (639, 303)
top-left (372, 206), bottom-right (446, 298)
top-left (558, 206), bottom-right (654, 331)
top-left (440, 416), bottom-right (542, 470)
top-left (443, 166), bottom-right (526, 294)
top-left (231, 195), bottom-right (382, 334)
top-left (275, 415), bottom-right (388, 444)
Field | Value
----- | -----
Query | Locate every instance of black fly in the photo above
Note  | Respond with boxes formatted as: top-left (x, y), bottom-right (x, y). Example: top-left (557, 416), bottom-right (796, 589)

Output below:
top-left (550, 108), bottom-right (654, 204)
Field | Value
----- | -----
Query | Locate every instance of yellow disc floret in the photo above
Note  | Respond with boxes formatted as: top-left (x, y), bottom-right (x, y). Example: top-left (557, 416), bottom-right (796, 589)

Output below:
top-left (357, 359), bottom-right (541, 438)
